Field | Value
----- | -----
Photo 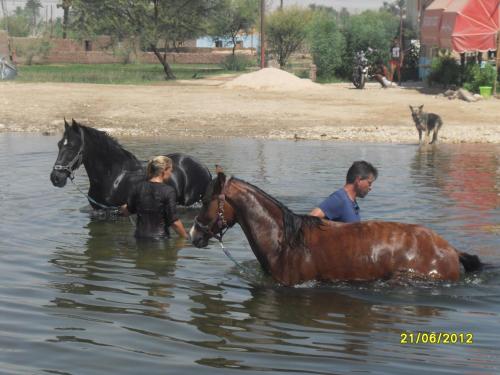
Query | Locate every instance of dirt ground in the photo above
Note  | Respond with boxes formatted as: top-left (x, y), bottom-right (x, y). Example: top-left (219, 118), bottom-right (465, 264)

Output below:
top-left (1, 77), bottom-right (499, 143)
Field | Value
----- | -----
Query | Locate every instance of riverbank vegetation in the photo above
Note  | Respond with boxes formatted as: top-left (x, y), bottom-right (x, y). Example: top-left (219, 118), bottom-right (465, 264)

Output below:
top-left (15, 63), bottom-right (229, 84)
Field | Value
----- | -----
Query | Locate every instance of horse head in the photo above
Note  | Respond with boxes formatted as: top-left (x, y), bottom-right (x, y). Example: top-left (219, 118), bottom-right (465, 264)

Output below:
top-left (50, 119), bottom-right (85, 187)
top-left (190, 171), bottom-right (236, 248)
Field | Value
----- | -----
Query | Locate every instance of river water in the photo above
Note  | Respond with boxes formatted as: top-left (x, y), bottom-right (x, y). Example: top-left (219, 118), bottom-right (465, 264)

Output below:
top-left (0, 133), bottom-right (499, 375)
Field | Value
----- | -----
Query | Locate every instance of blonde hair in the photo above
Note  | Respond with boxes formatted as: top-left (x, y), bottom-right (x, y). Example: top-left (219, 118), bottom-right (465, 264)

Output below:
top-left (146, 156), bottom-right (173, 179)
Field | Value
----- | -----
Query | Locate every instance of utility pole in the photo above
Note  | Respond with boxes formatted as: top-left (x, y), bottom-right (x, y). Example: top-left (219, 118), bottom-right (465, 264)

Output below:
top-left (0, 0), bottom-right (8, 34)
top-left (260, 0), bottom-right (265, 69)
top-left (280, 0), bottom-right (283, 10)
top-left (398, 0), bottom-right (404, 86)
top-left (494, 31), bottom-right (499, 96)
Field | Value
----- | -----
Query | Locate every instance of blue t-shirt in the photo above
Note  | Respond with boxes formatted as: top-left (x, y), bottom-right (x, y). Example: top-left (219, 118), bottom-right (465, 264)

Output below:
top-left (318, 188), bottom-right (360, 223)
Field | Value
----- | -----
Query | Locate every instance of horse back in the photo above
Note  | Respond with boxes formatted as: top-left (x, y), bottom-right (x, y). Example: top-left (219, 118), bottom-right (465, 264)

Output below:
top-left (166, 153), bottom-right (212, 206)
top-left (304, 221), bottom-right (460, 282)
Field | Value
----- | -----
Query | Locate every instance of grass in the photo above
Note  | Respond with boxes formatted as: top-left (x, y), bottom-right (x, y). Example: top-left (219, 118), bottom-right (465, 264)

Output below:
top-left (15, 63), bottom-right (232, 84)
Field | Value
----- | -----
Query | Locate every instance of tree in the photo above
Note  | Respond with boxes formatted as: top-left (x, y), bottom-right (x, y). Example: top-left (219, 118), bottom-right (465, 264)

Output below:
top-left (209, 0), bottom-right (258, 55)
top-left (338, 10), bottom-right (399, 77)
top-left (25, 0), bottom-right (42, 33)
top-left (71, 0), bottom-right (224, 80)
top-left (57, 0), bottom-right (72, 39)
top-left (266, 6), bottom-right (311, 69)
top-left (0, 6), bottom-right (30, 37)
top-left (380, 0), bottom-right (405, 17)
top-left (307, 10), bottom-right (346, 79)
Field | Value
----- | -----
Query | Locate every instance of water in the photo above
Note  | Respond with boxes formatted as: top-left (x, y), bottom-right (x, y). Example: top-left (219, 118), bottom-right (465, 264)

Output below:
top-left (0, 133), bottom-right (499, 375)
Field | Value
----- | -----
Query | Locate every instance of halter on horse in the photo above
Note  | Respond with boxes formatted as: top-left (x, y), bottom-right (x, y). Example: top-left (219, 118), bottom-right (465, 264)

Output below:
top-left (190, 172), bottom-right (482, 286)
top-left (50, 119), bottom-right (212, 209)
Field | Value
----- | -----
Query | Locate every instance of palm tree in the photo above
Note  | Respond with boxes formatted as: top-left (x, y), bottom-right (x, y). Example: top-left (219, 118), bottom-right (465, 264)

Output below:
top-left (25, 0), bottom-right (42, 33)
top-left (57, 0), bottom-right (72, 39)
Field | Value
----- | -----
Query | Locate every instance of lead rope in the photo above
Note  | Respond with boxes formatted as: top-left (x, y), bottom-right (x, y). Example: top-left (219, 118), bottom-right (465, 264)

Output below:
top-left (217, 240), bottom-right (258, 277)
top-left (69, 168), bottom-right (120, 214)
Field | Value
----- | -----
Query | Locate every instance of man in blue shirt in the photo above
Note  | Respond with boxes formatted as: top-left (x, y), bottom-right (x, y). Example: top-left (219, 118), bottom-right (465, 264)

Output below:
top-left (309, 161), bottom-right (378, 223)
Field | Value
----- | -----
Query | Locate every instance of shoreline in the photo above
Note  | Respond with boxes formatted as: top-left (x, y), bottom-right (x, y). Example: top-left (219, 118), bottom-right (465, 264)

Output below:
top-left (1, 80), bottom-right (499, 144)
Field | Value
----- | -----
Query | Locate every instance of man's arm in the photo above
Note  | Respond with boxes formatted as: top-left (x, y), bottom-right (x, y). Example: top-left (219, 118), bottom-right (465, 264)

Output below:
top-left (309, 207), bottom-right (326, 218)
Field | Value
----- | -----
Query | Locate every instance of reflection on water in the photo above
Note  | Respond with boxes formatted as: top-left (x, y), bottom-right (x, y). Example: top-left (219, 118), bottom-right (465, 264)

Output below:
top-left (0, 134), bottom-right (499, 375)
top-left (411, 145), bottom-right (499, 211)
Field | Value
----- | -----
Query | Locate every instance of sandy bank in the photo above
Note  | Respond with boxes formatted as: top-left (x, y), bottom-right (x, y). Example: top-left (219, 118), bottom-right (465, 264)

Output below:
top-left (1, 71), bottom-right (499, 143)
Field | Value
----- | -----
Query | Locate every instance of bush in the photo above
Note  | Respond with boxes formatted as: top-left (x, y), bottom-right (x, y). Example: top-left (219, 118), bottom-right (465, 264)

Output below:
top-left (401, 41), bottom-right (420, 81)
top-left (222, 54), bottom-right (252, 71)
top-left (427, 51), bottom-right (460, 87)
top-left (462, 62), bottom-right (497, 93)
top-left (307, 11), bottom-right (346, 79)
top-left (15, 38), bottom-right (53, 65)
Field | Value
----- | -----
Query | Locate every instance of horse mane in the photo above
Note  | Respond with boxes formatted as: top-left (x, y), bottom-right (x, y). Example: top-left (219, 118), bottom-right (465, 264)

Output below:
top-left (76, 122), bottom-right (140, 165)
top-left (231, 177), bottom-right (325, 249)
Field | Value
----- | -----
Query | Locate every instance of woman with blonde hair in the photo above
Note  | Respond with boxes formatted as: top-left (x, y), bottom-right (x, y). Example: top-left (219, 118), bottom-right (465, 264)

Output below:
top-left (121, 156), bottom-right (189, 239)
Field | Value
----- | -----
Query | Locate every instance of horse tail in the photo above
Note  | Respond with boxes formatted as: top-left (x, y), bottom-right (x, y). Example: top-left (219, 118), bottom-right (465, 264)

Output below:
top-left (458, 252), bottom-right (482, 273)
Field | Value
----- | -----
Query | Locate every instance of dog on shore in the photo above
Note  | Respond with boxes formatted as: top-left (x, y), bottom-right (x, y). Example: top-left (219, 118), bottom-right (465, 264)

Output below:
top-left (409, 105), bottom-right (443, 144)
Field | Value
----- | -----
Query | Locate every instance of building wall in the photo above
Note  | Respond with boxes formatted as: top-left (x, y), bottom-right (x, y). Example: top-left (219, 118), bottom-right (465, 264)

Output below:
top-left (8, 36), bottom-right (255, 65)
top-left (0, 31), bottom-right (10, 57)
top-left (197, 34), bottom-right (259, 50)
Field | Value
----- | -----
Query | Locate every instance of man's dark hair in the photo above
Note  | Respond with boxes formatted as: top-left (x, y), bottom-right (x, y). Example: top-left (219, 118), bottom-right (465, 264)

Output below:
top-left (346, 161), bottom-right (378, 184)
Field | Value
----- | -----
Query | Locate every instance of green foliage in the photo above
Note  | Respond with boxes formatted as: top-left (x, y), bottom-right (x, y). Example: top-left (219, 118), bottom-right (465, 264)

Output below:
top-left (380, 0), bottom-right (405, 16)
top-left (307, 10), bottom-right (346, 79)
top-left (209, 0), bottom-right (258, 55)
top-left (15, 38), bottom-right (53, 65)
top-left (339, 10), bottom-right (399, 77)
top-left (401, 41), bottom-right (419, 81)
top-left (427, 51), bottom-right (461, 87)
top-left (16, 63), bottom-right (228, 84)
top-left (462, 62), bottom-right (497, 93)
top-left (70, 0), bottom-right (224, 79)
top-left (222, 54), bottom-right (253, 71)
top-left (266, 7), bottom-right (311, 69)
top-left (0, 10), bottom-right (31, 37)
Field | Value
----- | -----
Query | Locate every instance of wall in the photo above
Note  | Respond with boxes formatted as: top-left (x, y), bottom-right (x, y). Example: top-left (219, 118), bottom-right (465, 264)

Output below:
top-left (10, 36), bottom-right (255, 65)
top-left (0, 31), bottom-right (10, 57)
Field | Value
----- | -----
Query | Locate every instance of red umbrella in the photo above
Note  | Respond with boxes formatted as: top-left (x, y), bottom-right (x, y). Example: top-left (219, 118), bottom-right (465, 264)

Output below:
top-left (439, 0), bottom-right (500, 52)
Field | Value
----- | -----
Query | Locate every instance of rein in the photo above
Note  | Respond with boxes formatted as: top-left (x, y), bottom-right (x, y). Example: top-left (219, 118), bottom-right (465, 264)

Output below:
top-left (70, 176), bottom-right (119, 212)
top-left (194, 182), bottom-right (255, 276)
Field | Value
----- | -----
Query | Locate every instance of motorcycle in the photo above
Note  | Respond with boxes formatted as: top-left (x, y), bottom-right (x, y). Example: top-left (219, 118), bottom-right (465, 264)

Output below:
top-left (351, 49), bottom-right (372, 89)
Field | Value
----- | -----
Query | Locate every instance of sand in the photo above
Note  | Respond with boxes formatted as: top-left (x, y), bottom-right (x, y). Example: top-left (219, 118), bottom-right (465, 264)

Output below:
top-left (0, 69), bottom-right (499, 143)
top-left (223, 67), bottom-right (321, 92)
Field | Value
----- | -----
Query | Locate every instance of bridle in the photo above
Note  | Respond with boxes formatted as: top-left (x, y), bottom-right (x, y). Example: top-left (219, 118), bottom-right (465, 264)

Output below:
top-left (52, 127), bottom-right (85, 180)
top-left (194, 191), bottom-right (229, 242)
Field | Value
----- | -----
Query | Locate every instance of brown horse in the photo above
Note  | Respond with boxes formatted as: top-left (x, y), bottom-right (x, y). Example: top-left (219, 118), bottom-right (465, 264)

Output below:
top-left (190, 173), bottom-right (482, 286)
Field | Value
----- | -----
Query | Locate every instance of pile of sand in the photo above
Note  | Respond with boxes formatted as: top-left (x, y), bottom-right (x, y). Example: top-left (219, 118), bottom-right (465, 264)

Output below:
top-left (223, 67), bottom-right (321, 92)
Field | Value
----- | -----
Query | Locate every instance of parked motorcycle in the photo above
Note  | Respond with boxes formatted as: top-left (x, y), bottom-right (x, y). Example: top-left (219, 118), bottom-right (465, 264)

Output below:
top-left (351, 49), bottom-right (372, 89)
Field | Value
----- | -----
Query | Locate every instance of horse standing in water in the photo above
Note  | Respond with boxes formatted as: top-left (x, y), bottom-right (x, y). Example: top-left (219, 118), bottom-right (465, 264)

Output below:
top-left (190, 173), bottom-right (482, 286)
top-left (50, 119), bottom-right (211, 210)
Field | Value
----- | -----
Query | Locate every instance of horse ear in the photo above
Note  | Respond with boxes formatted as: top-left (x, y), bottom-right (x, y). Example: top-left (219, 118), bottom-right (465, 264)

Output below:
top-left (71, 118), bottom-right (78, 128)
top-left (419, 105), bottom-right (424, 110)
top-left (215, 164), bottom-right (224, 174)
top-left (214, 172), bottom-right (226, 195)
top-left (64, 118), bottom-right (69, 130)
top-left (409, 105), bottom-right (413, 111)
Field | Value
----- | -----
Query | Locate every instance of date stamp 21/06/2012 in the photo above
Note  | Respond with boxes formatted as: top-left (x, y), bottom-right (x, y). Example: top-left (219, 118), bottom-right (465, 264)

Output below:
top-left (400, 332), bottom-right (473, 345)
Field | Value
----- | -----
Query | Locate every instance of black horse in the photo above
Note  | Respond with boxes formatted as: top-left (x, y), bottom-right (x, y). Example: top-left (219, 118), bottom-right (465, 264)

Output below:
top-left (50, 119), bottom-right (211, 209)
